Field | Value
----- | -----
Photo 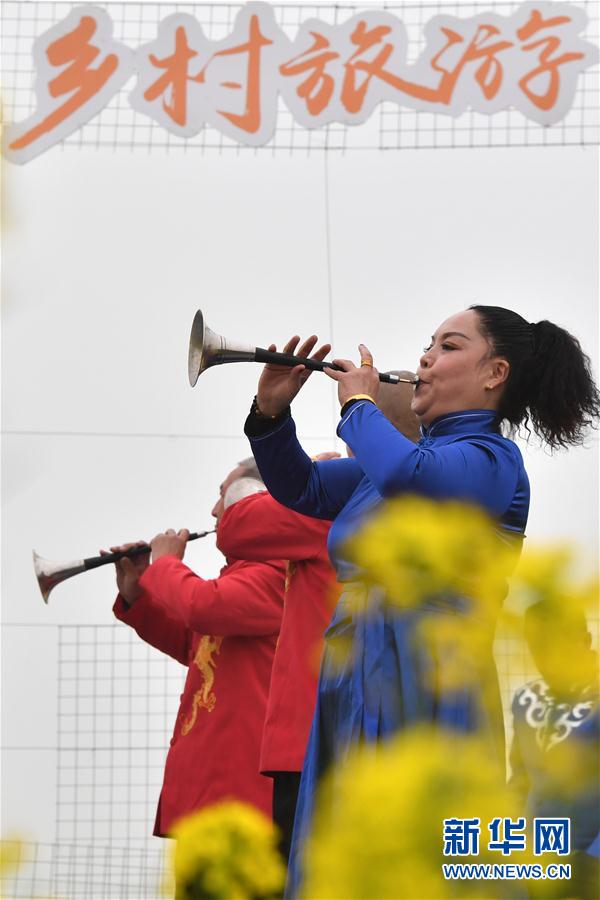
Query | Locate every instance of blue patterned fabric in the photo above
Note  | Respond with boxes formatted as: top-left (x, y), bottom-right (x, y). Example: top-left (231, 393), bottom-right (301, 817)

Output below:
top-left (247, 405), bottom-right (530, 896)
top-left (510, 676), bottom-right (600, 854)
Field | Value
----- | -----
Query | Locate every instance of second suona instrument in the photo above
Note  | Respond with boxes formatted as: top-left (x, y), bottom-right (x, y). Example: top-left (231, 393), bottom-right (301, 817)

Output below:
top-left (188, 309), bottom-right (419, 387)
top-left (34, 529), bottom-right (215, 603)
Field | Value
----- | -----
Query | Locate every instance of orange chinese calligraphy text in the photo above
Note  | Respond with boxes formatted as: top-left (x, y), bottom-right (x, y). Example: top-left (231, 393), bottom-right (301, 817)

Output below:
top-left (280, 32), bottom-right (338, 116)
top-left (517, 10), bottom-right (584, 111)
top-left (341, 20), bottom-right (513, 111)
top-left (199, 14), bottom-right (272, 134)
top-left (144, 26), bottom-right (202, 127)
top-left (9, 16), bottom-right (119, 151)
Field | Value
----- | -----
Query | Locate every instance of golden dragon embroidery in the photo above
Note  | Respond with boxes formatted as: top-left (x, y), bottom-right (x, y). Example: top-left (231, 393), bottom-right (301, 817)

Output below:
top-left (284, 561), bottom-right (296, 594)
top-left (181, 635), bottom-right (223, 735)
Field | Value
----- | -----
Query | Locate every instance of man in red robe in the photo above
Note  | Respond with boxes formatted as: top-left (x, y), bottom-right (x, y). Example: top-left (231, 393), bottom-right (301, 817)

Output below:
top-left (111, 459), bottom-right (285, 836)
top-left (217, 373), bottom-right (420, 860)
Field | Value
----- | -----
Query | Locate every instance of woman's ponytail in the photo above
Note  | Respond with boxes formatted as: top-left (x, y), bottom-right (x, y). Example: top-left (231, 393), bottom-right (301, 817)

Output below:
top-left (471, 306), bottom-right (599, 449)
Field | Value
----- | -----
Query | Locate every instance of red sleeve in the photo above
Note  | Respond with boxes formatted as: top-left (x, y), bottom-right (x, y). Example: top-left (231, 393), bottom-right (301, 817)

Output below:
top-left (139, 556), bottom-right (284, 637)
top-left (112, 589), bottom-right (193, 666)
top-left (217, 492), bottom-right (329, 562)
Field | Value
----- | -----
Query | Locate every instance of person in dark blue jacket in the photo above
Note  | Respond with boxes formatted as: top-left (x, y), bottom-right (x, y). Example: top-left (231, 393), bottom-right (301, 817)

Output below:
top-left (244, 305), bottom-right (599, 895)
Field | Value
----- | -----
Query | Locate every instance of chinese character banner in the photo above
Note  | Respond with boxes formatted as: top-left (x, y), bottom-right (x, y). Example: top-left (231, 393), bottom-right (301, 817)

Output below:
top-left (2, 0), bottom-right (599, 162)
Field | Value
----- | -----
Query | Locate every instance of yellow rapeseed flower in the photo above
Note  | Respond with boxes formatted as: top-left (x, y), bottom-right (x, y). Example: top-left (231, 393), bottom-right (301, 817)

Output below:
top-left (302, 728), bottom-right (525, 900)
top-left (170, 801), bottom-right (285, 900)
top-left (342, 495), bottom-right (597, 697)
top-left (0, 838), bottom-right (23, 875)
top-left (347, 495), bottom-right (517, 613)
top-left (335, 496), bottom-right (520, 685)
top-left (511, 545), bottom-right (574, 604)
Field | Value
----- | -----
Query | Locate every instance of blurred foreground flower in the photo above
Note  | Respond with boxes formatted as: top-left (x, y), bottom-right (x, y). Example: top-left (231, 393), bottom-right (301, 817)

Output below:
top-left (170, 801), bottom-right (285, 900)
top-left (339, 497), bottom-right (520, 689)
top-left (520, 592), bottom-right (599, 703)
top-left (302, 728), bottom-right (523, 900)
top-left (344, 496), bottom-right (597, 691)
top-left (347, 496), bottom-right (518, 612)
top-left (512, 547), bottom-right (599, 617)
top-left (0, 838), bottom-right (23, 875)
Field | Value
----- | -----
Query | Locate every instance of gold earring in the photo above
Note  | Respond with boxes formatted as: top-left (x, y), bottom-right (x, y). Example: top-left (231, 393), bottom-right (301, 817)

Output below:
top-left (485, 384), bottom-right (493, 390)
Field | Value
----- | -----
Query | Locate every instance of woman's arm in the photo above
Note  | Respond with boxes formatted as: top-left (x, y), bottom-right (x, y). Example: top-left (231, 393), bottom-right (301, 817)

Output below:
top-left (338, 401), bottom-right (520, 516)
top-left (246, 413), bottom-right (363, 519)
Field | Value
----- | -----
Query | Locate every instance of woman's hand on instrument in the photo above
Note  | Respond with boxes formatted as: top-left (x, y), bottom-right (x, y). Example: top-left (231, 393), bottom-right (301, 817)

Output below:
top-left (150, 528), bottom-right (190, 563)
top-left (324, 343), bottom-right (380, 408)
top-left (102, 541), bottom-right (150, 607)
top-left (257, 335), bottom-right (331, 417)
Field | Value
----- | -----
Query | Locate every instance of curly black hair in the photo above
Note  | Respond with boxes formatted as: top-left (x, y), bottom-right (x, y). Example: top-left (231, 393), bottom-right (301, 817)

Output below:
top-left (470, 305), bottom-right (600, 449)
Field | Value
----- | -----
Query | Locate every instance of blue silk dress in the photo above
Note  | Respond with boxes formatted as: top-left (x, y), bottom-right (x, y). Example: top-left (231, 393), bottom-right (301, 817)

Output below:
top-left (246, 403), bottom-right (530, 896)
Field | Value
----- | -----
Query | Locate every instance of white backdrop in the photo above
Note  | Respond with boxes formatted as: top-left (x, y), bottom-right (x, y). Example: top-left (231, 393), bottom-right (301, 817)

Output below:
top-left (1, 0), bottom-right (599, 882)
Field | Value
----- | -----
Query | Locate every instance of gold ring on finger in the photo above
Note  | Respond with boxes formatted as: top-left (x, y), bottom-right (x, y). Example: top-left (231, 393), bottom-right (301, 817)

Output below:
top-left (361, 359), bottom-right (373, 368)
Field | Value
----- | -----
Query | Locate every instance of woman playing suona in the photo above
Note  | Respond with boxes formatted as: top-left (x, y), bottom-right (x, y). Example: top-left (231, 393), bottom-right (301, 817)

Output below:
top-left (244, 305), bottom-right (599, 896)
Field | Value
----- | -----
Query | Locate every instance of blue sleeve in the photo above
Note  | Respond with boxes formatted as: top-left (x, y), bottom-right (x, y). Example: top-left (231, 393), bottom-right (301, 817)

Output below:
top-left (338, 401), bottom-right (520, 516)
top-left (247, 415), bottom-right (363, 520)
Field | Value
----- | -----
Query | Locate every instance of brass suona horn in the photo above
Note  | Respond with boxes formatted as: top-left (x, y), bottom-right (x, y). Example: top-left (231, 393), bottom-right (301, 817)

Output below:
top-left (188, 310), bottom-right (418, 386)
top-left (34, 530), bottom-right (214, 603)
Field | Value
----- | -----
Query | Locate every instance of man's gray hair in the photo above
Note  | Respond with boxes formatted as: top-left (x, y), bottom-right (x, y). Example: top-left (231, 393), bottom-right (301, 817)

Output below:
top-left (237, 456), bottom-right (264, 484)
